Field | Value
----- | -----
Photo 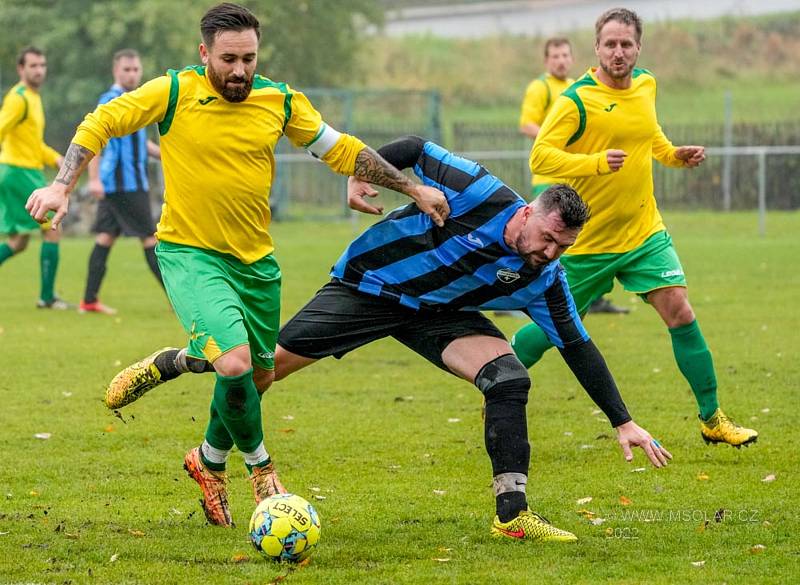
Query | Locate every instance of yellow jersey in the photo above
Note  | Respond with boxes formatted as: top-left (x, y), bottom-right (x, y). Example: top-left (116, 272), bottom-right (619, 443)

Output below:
top-left (519, 73), bottom-right (573, 187)
top-left (0, 83), bottom-right (61, 170)
top-left (74, 66), bottom-right (366, 263)
top-left (530, 67), bottom-right (685, 255)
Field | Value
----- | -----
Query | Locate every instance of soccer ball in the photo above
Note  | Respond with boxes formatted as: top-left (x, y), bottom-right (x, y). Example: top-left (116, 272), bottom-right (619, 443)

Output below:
top-left (249, 493), bottom-right (321, 562)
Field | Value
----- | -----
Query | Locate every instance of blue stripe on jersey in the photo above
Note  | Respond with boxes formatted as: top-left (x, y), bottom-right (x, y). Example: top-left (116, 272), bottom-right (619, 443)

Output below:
top-left (417, 256), bottom-right (526, 306)
top-left (417, 141), bottom-right (482, 178)
top-left (523, 270), bottom-right (588, 347)
top-left (359, 201), bottom-right (516, 286)
top-left (98, 85), bottom-right (149, 194)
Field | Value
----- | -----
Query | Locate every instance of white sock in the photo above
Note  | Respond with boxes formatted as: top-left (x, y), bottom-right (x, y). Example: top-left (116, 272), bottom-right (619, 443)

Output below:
top-left (201, 440), bottom-right (230, 465)
top-left (244, 443), bottom-right (270, 468)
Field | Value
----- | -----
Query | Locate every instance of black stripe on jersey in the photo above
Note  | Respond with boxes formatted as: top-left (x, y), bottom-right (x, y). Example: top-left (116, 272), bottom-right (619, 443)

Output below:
top-left (543, 275), bottom-right (585, 347)
top-left (420, 155), bottom-right (484, 193)
top-left (446, 263), bottom-right (544, 309)
top-left (131, 134), bottom-right (142, 192)
top-left (341, 185), bottom-right (518, 287)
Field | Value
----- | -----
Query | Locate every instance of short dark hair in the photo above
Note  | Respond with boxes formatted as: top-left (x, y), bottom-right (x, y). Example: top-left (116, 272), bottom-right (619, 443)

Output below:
top-left (544, 37), bottom-right (571, 58)
top-left (595, 7), bottom-right (643, 43)
top-left (536, 184), bottom-right (590, 230)
top-left (200, 3), bottom-right (260, 48)
top-left (17, 46), bottom-right (44, 67)
top-left (113, 48), bottom-right (140, 63)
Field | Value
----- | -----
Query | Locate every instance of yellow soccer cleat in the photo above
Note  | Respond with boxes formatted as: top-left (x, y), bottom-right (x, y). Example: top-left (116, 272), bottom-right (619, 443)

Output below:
top-left (104, 347), bottom-right (177, 409)
top-left (491, 509), bottom-right (578, 543)
top-left (700, 408), bottom-right (758, 448)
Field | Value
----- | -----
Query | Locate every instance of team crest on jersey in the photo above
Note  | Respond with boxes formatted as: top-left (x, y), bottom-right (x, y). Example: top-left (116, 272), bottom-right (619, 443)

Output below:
top-left (496, 268), bottom-right (520, 284)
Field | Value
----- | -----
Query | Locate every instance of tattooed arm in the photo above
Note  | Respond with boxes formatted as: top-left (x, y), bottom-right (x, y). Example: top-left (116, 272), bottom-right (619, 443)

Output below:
top-left (351, 146), bottom-right (450, 226)
top-left (26, 143), bottom-right (94, 227)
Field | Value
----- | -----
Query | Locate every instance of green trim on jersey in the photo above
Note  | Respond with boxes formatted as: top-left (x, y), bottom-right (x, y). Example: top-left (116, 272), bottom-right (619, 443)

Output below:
top-left (253, 75), bottom-right (293, 132)
top-left (632, 67), bottom-right (653, 78)
top-left (537, 74), bottom-right (551, 111)
top-left (14, 85), bottom-right (28, 124)
top-left (184, 65), bottom-right (206, 76)
top-left (158, 69), bottom-right (181, 136)
top-left (563, 73), bottom-right (597, 146)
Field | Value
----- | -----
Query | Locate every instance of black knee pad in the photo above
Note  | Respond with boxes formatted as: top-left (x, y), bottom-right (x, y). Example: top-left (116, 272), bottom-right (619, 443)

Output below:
top-left (474, 354), bottom-right (530, 403)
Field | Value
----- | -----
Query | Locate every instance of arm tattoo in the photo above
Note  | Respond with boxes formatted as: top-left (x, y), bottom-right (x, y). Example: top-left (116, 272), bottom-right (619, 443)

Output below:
top-left (55, 144), bottom-right (93, 188)
top-left (354, 147), bottom-right (417, 196)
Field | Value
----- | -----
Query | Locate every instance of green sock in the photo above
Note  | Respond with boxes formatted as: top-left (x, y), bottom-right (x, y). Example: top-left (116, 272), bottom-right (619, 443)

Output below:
top-left (0, 243), bottom-right (14, 265)
top-left (203, 402), bottom-right (235, 471)
top-left (211, 370), bottom-right (264, 454)
top-left (511, 322), bottom-right (554, 368)
top-left (40, 241), bottom-right (60, 302)
top-left (669, 320), bottom-right (719, 420)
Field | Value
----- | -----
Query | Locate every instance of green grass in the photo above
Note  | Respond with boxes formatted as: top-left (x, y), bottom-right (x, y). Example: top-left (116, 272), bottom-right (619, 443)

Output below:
top-left (0, 212), bottom-right (798, 584)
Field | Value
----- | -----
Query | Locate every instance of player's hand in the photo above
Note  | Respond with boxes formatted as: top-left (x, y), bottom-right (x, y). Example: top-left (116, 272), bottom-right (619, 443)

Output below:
top-left (88, 178), bottom-right (105, 200)
top-left (412, 184), bottom-right (449, 227)
top-left (606, 149), bottom-right (627, 172)
top-left (615, 420), bottom-right (672, 468)
top-left (347, 176), bottom-right (384, 216)
top-left (675, 146), bottom-right (706, 168)
top-left (26, 184), bottom-right (70, 229)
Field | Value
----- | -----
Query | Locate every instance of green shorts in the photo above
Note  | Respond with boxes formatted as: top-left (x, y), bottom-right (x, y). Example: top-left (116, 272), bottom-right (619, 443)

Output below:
top-left (156, 241), bottom-right (282, 370)
top-left (560, 230), bottom-right (687, 315)
top-left (0, 163), bottom-right (48, 234)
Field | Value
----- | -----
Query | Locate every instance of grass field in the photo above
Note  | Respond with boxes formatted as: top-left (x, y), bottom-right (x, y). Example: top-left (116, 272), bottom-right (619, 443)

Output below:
top-left (0, 212), bottom-right (797, 584)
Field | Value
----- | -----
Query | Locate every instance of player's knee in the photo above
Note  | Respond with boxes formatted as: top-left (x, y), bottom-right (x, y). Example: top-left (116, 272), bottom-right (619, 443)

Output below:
top-left (9, 235), bottom-right (29, 252)
top-left (475, 354), bottom-right (531, 405)
top-left (97, 233), bottom-right (116, 247)
top-left (213, 351), bottom-right (252, 377)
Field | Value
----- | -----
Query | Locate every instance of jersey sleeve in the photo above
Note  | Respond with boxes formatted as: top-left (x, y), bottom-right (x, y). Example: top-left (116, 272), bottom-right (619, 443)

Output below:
top-left (73, 76), bottom-right (171, 155)
top-left (413, 140), bottom-right (488, 207)
top-left (283, 89), bottom-right (366, 175)
top-left (523, 266), bottom-right (589, 348)
top-left (530, 95), bottom-right (612, 178)
top-left (0, 91), bottom-right (26, 143)
top-left (41, 144), bottom-right (61, 167)
top-left (652, 123), bottom-right (684, 168)
top-left (519, 79), bottom-right (548, 127)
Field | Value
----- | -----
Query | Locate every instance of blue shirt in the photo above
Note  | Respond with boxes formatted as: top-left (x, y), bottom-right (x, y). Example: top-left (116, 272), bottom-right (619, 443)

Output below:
top-left (98, 85), bottom-right (149, 194)
top-left (331, 141), bottom-right (589, 349)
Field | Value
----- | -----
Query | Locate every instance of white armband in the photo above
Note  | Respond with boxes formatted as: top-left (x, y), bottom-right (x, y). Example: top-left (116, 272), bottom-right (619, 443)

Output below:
top-left (305, 123), bottom-right (342, 159)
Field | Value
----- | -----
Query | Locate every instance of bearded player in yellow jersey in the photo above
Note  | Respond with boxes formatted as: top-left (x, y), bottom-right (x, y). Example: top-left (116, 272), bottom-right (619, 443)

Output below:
top-left (27, 3), bottom-right (448, 527)
top-left (511, 8), bottom-right (757, 448)
top-left (518, 37), bottom-right (627, 316)
top-left (0, 47), bottom-right (67, 308)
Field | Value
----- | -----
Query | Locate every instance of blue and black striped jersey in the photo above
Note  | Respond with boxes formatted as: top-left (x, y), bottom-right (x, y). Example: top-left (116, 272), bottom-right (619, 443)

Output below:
top-left (331, 138), bottom-right (589, 349)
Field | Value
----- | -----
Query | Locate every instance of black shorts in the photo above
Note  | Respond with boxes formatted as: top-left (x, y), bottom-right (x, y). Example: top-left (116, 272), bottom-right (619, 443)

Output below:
top-left (278, 280), bottom-right (506, 371)
top-left (92, 190), bottom-right (157, 238)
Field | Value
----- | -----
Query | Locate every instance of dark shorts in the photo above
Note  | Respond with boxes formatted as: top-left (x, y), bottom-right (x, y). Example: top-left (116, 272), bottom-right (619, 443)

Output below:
top-left (92, 190), bottom-right (157, 238)
top-left (278, 280), bottom-right (506, 371)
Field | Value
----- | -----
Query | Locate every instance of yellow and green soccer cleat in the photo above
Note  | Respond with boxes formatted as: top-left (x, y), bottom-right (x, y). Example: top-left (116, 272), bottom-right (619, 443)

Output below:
top-left (491, 509), bottom-right (578, 542)
top-left (104, 347), bottom-right (177, 409)
top-left (700, 408), bottom-right (758, 448)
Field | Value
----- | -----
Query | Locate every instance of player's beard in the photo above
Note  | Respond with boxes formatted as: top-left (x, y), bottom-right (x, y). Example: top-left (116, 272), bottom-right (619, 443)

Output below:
top-left (600, 57), bottom-right (635, 80)
top-left (207, 62), bottom-right (253, 103)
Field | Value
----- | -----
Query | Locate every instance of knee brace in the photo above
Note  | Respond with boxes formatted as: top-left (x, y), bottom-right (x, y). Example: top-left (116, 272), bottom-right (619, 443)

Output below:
top-left (474, 354), bottom-right (530, 404)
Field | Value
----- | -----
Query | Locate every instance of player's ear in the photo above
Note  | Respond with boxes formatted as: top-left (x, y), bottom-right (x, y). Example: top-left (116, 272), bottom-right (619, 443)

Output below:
top-left (199, 43), bottom-right (209, 64)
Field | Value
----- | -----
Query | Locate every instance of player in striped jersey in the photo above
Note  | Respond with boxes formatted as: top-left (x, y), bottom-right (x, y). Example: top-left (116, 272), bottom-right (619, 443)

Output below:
top-left (104, 136), bottom-right (672, 542)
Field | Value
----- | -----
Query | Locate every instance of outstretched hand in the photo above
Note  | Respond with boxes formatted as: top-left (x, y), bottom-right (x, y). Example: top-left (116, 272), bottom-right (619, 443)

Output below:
top-left (615, 420), bottom-right (672, 468)
top-left (675, 145), bottom-right (706, 168)
top-left (26, 184), bottom-right (70, 229)
top-left (347, 177), bottom-right (384, 216)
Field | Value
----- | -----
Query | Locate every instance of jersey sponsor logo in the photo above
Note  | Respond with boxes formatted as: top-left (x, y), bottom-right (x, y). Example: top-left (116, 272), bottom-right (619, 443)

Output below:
top-left (467, 233), bottom-right (484, 246)
top-left (496, 268), bottom-right (520, 284)
top-left (660, 269), bottom-right (684, 278)
top-left (198, 96), bottom-right (218, 105)
top-left (257, 351), bottom-right (275, 360)
top-left (604, 103), bottom-right (617, 112)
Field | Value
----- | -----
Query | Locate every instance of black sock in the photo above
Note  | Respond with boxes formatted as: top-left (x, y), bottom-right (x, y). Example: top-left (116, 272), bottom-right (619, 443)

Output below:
top-left (144, 245), bottom-right (165, 289)
top-left (154, 349), bottom-right (182, 381)
top-left (84, 243), bottom-right (111, 303)
top-left (187, 356), bottom-right (215, 373)
top-left (496, 492), bottom-right (527, 523)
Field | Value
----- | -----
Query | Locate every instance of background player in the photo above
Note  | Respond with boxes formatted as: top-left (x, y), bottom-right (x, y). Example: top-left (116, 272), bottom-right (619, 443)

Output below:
top-left (0, 46), bottom-right (66, 308)
top-left (511, 7), bottom-right (757, 448)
